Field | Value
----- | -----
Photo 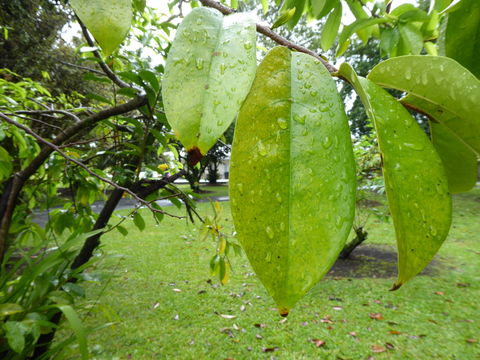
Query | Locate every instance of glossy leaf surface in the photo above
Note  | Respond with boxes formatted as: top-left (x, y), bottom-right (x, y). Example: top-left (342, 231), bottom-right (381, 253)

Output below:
top-left (401, 94), bottom-right (478, 193)
top-left (368, 56), bottom-right (480, 155)
top-left (339, 63), bottom-right (452, 289)
top-left (70, 0), bottom-right (132, 56)
top-left (162, 8), bottom-right (256, 159)
top-left (230, 47), bottom-right (356, 315)
top-left (440, 0), bottom-right (480, 78)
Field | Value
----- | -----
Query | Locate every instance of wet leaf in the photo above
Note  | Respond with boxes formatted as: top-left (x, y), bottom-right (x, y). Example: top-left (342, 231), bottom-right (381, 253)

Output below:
top-left (400, 94), bottom-right (478, 194)
top-left (439, 0), bottom-right (480, 78)
top-left (368, 56), bottom-right (480, 156)
top-left (70, 0), bottom-right (132, 56)
top-left (340, 63), bottom-right (452, 289)
top-left (262, 347), bottom-right (280, 352)
top-left (162, 8), bottom-right (257, 161)
top-left (230, 47), bottom-right (356, 315)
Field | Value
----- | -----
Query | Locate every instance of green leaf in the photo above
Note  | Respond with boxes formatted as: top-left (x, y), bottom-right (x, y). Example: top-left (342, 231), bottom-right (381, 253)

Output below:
top-left (261, 0), bottom-right (269, 14)
top-left (317, 0), bottom-right (340, 18)
top-left (162, 8), bottom-right (256, 159)
top-left (272, 7), bottom-right (297, 29)
top-left (339, 63), bottom-right (452, 289)
top-left (0, 145), bottom-right (13, 181)
top-left (311, 0), bottom-right (327, 17)
top-left (432, 0), bottom-right (452, 12)
top-left (117, 225), bottom-right (128, 236)
top-left (380, 27), bottom-right (400, 57)
top-left (133, 0), bottom-right (146, 13)
top-left (337, 18), bottom-right (390, 56)
top-left (345, 0), bottom-right (375, 43)
top-left (398, 23), bottom-right (424, 55)
top-left (368, 56), bottom-right (480, 155)
top-left (4, 321), bottom-right (29, 353)
top-left (55, 305), bottom-right (89, 360)
top-left (70, 0), bottom-right (132, 56)
top-left (320, 2), bottom-right (342, 51)
top-left (133, 212), bottom-right (146, 231)
top-left (439, 0), bottom-right (480, 78)
top-left (0, 303), bottom-right (25, 317)
top-left (230, 47), bottom-right (356, 315)
top-left (139, 70), bottom-right (160, 92)
top-left (400, 94), bottom-right (478, 193)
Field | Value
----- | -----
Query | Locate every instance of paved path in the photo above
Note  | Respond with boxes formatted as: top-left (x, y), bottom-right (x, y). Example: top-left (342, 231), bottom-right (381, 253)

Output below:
top-left (33, 196), bottom-right (230, 226)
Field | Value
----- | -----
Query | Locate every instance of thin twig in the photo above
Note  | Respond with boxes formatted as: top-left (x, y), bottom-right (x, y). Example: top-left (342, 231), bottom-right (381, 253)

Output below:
top-left (198, 0), bottom-right (338, 73)
top-left (0, 112), bottom-right (183, 219)
top-left (76, 16), bottom-right (132, 89)
top-left (59, 60), bottom-right (107, 76)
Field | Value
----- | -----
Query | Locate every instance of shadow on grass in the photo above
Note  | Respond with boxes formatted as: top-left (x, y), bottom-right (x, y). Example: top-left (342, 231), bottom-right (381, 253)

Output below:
top-left (327, 244), bottom-right (445, 279)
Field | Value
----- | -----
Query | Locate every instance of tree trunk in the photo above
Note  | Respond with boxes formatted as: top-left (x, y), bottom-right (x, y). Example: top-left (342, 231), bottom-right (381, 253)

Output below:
top-left (339, 227), bottom-right (368, 259)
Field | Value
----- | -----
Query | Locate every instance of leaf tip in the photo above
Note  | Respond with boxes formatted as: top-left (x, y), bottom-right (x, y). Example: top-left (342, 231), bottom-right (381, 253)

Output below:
top-left (187, 147), bottom-right (203, 166)
top-left (279, 308), bottom-right (290, 317)
top-left (390, 282), bottom-right (403, 291)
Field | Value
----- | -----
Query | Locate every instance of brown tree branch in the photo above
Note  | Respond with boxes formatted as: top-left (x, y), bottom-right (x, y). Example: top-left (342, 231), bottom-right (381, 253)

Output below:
top-left (198, 0), bottom-right (338, 74)
top-left (0, 112), bottom-right (182, 218)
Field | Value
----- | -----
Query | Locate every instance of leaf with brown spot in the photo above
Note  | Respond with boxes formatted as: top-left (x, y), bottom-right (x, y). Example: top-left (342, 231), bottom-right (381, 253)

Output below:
top-left (311, 339), bottom-right (326, 347)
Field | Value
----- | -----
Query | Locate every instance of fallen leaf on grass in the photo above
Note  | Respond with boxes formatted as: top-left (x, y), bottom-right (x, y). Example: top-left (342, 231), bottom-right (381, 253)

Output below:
top-left (321, 316), bottom-right (334, 324)
top-left (310, 339), bottom-right (326, 347)
top-left (215, 312), bottom-right (237, 319)
top-left (152, 302), bottom-right (160, 310)
top-left (254, 323), bottom-right (267, 328)
top-left (385, 342), bottom-right (395, 349)
top-left (466, 339), bottom-right (478, 344)
top-left (173, 288), bottom-right (182, 292)
top-left (389, 330), bottom-right (402, 335)
top-left (456, 282), bottom-right (470, 287)
top-left (197, 290), bottom-right (207, 294)
top-left (434, 291), bottom-right (444, 295)
top-left (173, 314), bottom-right (179, 320)
top-left (369, 313), bottom-right (384, 320)
top-left (262, 347), bottom-right (279, 353)
top-left (255, 334), bottom-right (263, 340)
top-left (333, 306), bottom-right (343, 311)
top-left (279, 317), bottom-right (287, 324)
top-left (372, 345), bottom-right (386, 353)
top-left (348, 332), bottom-right (357, 337)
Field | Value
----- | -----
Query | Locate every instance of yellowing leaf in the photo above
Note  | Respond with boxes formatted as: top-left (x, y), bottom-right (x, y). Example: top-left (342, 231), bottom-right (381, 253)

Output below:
top-left (230, 47), bottom-right (356, 316)
top-left (339, 63), bottom-right (452, 289)
top-left (70, 0), bottom-right (132, 56)
top-left (162, 8), bottom-right (257, 163)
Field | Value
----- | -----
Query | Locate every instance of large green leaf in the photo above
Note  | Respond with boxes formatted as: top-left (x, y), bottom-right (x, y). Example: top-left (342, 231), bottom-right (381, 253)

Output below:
top-left (162, 8), bottom-right (256, 162)
top-left (70, 0), bottom-right (132, 56)
top-left (368, 56), bottom-right (480, 155)
top-left (439, 0), bottom-right (480, 78)
top-left (339, 63), bottom-right (452, 289)
top-left (401, 94), bottom-right (478, 193)
top-left (320, 2), bottom-right (342, 51)
top-left (230, 47), bottom-right (356, 315)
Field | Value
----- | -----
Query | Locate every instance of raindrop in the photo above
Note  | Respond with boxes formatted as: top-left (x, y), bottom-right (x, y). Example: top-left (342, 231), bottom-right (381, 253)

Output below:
top-left (430, 226), bottom-right (437, 236)
top-left (322, 136), bottom-right (333, 149)
top-left (266, 226), bottom-right (274, 239)
top-left (217, 119), bottom-right (224, 126)
top-left (265, 252), bottom-right (272, 262)
top-left (276, 193), bottom-right (282, 203)
top-left (403, 142), bottom-right (424, 151)
top-left (277, 118), bottom-right (288, 129)
top-left (236, 183), bottom-right (244, 195)
top-left (294, 114), bottom-right (306, 124)
top-left (310, 90), bottom-right (318, 97)
top-left (421, 72), bottom-right (428, 86)
top-left (257, 141), bottom-right (267, 156)
top-left (195, 58), bottom-right (204, 70)
top-left (243, 41), bottom-right (253, 50)
top-left (220, 63), bottom-right (226, 75)
top-left (405, 68), bottom-right (412, 80)
top-left (280, 222), bottom-right (286, 231)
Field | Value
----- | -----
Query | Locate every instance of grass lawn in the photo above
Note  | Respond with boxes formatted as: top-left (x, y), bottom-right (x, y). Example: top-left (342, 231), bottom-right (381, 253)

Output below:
top-left (58, 187), bottom-right (480, 359)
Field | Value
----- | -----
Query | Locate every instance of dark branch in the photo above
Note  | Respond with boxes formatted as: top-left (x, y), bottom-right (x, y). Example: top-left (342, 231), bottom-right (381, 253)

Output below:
top-left (198, 0), bottom-right (338, 74)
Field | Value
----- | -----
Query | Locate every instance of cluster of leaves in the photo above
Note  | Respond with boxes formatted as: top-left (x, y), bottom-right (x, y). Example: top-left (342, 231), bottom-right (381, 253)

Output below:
top-left (200, 202), bottom-right (242, 285)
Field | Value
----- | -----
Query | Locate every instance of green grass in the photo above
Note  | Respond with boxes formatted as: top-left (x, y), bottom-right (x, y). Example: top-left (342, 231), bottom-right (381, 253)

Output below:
top-left (175, 183), bottom-right (229, 199)
top-left (59, 188), bottom-right (480, 359)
